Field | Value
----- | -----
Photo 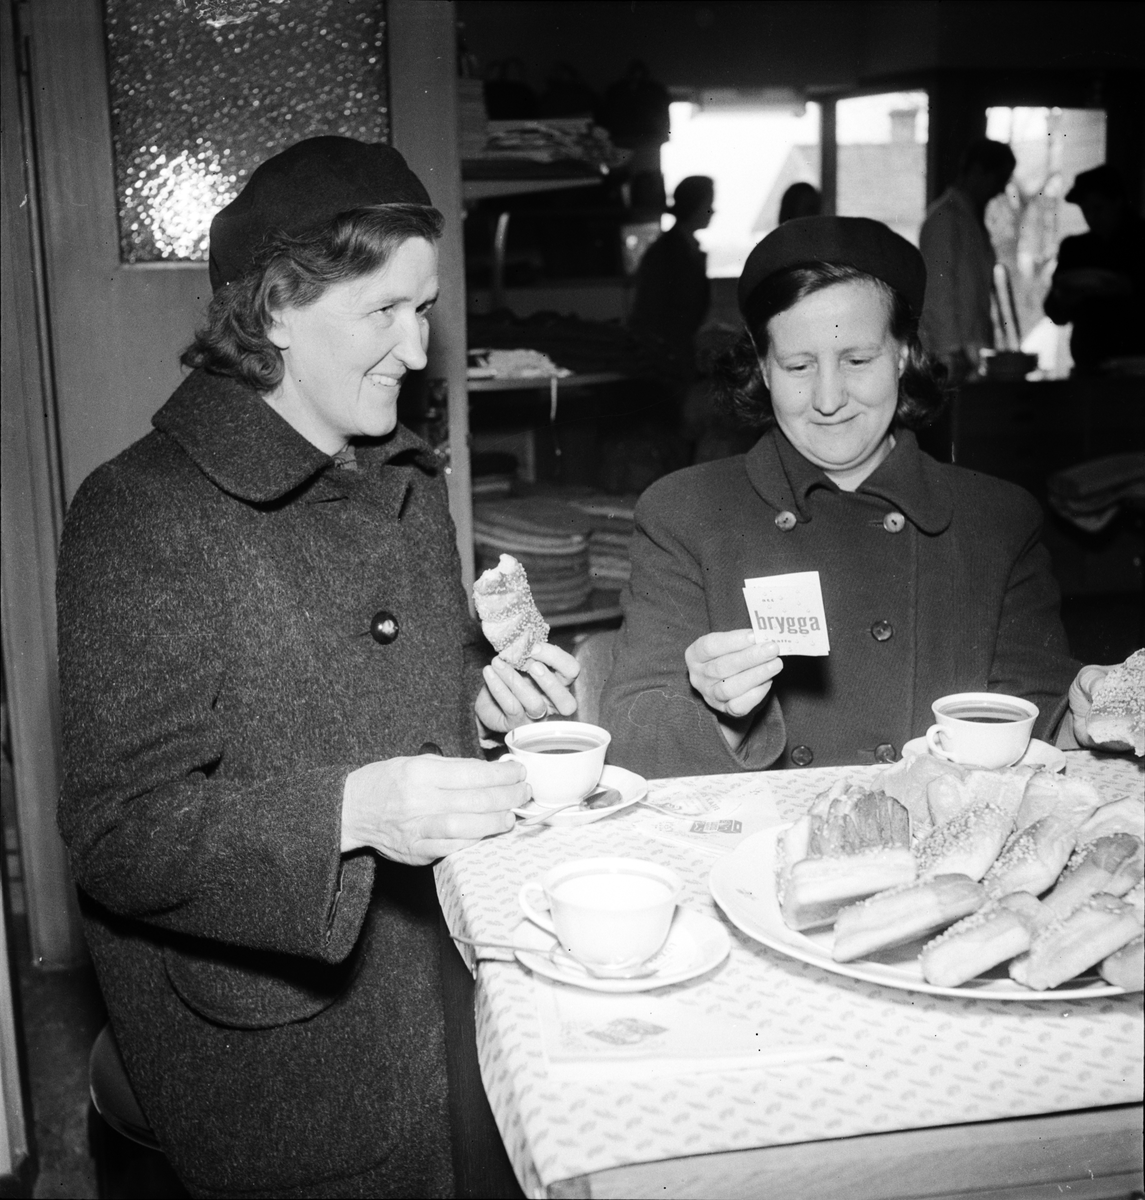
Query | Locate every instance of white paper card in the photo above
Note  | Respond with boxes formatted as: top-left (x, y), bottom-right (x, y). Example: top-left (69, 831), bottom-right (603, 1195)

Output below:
top-left (742, 570), bottom-right (830, 656)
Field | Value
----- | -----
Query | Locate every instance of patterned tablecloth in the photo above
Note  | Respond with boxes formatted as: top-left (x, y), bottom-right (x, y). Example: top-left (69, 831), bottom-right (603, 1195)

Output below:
top-left (434, 752), bottom-right (1145, 1198)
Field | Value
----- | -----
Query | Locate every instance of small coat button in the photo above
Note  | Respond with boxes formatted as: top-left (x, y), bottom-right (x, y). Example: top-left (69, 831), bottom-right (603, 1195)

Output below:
top-left (871, 619), bottom-right (893, 642)
top-left (370, 610), bottom-right (400, 644)
top-left (874, 742), bottom-right (897, 763)
top-left (791, 744), bottom-right (814, 767)
top-left (774, 510), bottom-right (797, 532)
top-left (883, 511), bottom-right (906, 533)
top-left (418, 741), bottom-right (443, 756)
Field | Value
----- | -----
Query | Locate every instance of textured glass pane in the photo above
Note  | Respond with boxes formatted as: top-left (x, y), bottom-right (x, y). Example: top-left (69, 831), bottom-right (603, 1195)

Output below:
top-left (105, 0), bottom-right (388, 263)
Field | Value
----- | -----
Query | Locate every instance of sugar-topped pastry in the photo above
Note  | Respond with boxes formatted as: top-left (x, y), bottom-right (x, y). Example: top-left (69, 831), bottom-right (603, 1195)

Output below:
top-left (473, 553), bottom-right (549, 668)
top-left (1087, 649), bottom-right (1145, 756)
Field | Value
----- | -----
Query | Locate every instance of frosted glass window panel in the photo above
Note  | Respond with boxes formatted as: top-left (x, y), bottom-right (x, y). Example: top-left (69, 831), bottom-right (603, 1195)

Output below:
top-left (836, 91), bottom-right (928, 246)
top-left (105, 0), bottom-right (388, 263)
top-left (663, 100), bottom-right (820, 279)
top-left (984, 107), bottom-right (1106, 376)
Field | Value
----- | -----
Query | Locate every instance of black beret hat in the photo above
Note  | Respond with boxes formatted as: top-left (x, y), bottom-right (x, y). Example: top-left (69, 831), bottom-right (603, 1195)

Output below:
top-left (1065, 164), bottom-right (1124, 204)
top-left (208, 136), bottom-right (433, 291)
top-left (738, 215), bottom-right (927, 325)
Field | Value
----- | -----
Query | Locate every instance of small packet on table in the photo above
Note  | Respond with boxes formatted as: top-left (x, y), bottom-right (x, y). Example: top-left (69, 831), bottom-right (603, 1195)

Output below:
top-left (742, 570), bottom-right (830, 656)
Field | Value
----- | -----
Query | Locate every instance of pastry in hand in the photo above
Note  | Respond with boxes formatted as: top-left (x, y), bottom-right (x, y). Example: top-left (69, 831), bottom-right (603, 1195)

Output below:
top-left (983, 816), bottom-right (1076, 899)
top-left (472, 554), bottom-right (549, 668)
top-left (777, 784), bottom-right (915, 932)
top-left (1009, 893), bottom-right (1141, 990)
top-left (1042, 834), bottom-right (1144, 918)
top-left (832, 874), bottom-right (985, 963)
top-left (1100, 934), bottom-right (1144, 991)
top-left (921, 891), bottom-right (1053, 987)
top-left (917, 801), bottom-right (1013, 881)
top-left (1085, 650), bottom-right (1145, 756)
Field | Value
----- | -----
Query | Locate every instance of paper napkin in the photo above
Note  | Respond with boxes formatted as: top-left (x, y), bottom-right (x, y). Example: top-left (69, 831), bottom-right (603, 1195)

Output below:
top-left (534, 977), bottom-right (845, 1080)
top-left (743, 570), bottom-right (830, 656)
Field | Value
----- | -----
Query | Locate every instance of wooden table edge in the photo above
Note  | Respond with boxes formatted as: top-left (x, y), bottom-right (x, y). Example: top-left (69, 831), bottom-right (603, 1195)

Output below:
top-left (546, 1103), bottom-right (1145, 1200)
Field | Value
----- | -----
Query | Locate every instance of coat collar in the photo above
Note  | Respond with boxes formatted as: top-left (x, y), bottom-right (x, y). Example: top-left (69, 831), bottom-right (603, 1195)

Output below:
top-left (153, 369), bottom-right (438, 505)
top-left (744, 425), bottom-right (953, 534)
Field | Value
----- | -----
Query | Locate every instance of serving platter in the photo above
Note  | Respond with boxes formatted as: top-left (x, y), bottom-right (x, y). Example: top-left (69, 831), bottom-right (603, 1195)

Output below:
top-left (709, 826), bottom-right (1126, 1001)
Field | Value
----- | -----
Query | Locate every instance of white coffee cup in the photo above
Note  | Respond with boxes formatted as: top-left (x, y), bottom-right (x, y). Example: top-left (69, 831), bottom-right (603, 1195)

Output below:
top-left (504, 720), bottom-right (610, 809)
top-left (925, 692), bottom-right (1038, 769)
top-left (519, 857), bottom-right (681, 970)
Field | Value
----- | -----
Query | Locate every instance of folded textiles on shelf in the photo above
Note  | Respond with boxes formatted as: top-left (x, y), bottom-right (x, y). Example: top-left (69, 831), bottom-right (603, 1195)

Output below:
top-left (468, 312), bottom-right (647, 377)
top-left (467, 347), bottom-right (571, 381)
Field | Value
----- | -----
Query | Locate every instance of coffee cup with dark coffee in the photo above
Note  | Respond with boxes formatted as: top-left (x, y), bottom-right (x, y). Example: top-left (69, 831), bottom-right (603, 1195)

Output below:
top-left (504, 720), bottom-right (610, 808)
top-left (925, 692), bottom-right (1038, 769)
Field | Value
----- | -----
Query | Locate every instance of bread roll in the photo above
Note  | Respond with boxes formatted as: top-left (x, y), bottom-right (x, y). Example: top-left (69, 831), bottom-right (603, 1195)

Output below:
top-left (1015, 774), bottom-right (1105, 833)
top-left (917, 801), bottom-right (1013, 881)
top-left (1043, 834), bottom-right (1144, 918)
top-left (1086, 650), bottom-right (1145, 756)
top-left (832, 874), bottom-right (985, 963)
top-left (921, 892), bottom-right (1053, 988)
top-left (1009, 893), bottom-right (1141, 990)
top-left (1100, 934), bottom-right (1144, 991)
top-left (983, 816), bottom-right (1076, 899)
top-left (777, 786), bottom-right (915, 931)
top-left (1075, 797), bottom-right (1145, 845)
top-left (472, 554), bottom-right (549, 667)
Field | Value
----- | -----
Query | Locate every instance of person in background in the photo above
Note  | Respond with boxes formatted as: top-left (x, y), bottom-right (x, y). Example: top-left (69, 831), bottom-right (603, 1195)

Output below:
top-left (779, 181), bottom-right (822, 224)
top-left (628, 174), bottom-right (715, 388)
top-left (1043, 164), bottom-right (1145, 373)
top-left (918, 138), bottom-right (1016, 382)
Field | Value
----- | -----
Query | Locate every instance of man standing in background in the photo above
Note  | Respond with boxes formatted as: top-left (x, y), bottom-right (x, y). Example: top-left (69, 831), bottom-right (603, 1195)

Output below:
top-left (919, 139), bottom-right (1016, 382)
top-left (1044, 164), bottom-right (1145, 374)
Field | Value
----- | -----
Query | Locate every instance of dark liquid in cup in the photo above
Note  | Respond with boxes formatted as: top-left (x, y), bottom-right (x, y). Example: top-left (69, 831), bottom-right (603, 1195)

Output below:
top-left (942, 705), bottom-right (1028, 724)
top-left (519, 736), bottom-right (603, 755)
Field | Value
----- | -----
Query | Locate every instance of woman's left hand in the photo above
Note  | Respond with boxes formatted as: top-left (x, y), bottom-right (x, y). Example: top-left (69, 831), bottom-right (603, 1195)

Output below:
top-left (475, 642), bottom-right (581, 735)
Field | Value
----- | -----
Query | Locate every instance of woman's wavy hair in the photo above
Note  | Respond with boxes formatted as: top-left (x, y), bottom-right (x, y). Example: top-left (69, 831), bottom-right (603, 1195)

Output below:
top-left (713, 261), bottom-right (947, 430)
top-left (181, 204), bottom-right (445, 391)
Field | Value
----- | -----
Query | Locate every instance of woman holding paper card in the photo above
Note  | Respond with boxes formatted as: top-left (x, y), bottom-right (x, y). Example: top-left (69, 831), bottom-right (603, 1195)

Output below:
top-left (602, 216), bottom-right (1098, 777)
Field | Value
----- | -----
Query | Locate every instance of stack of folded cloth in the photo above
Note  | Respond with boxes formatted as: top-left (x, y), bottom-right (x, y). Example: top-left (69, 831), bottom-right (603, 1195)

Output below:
top-left (568, 496), bottom-right (637, 587)
top-left (473, 498), bottom-right (592, 614)
top-left (1047, 453), bottom-right (1145, 533)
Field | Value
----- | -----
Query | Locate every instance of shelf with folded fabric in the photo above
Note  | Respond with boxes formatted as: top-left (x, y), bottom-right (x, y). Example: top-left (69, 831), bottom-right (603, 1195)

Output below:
top-left (461, 158), bottom-right (605, 204)
top-left (466, 371), bottom-right (627, 394)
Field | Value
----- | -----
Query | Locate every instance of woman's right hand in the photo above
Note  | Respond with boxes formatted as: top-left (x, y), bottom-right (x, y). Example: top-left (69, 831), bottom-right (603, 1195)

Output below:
top-left (340, 755), bottom-right (529, 865)
top-left (685, 629), bottom-right (783, 721)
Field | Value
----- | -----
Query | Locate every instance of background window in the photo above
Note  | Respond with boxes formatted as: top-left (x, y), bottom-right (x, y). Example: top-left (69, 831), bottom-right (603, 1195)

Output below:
top-left (984, 106), bottom-right (1107, 376)
top-left (835, 91), bottom-right (929, 246)
top-left (662, 98), bottom-right (820, 279)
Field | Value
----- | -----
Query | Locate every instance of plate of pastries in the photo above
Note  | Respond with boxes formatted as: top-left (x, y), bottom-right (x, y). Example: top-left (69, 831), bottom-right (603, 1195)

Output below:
top-left (710, 756), bottom-right (1144, 999)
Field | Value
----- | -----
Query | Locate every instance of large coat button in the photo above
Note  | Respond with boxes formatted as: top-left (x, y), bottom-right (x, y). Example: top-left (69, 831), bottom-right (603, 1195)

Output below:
top-left (874, 742), bottom-right (897, 763)
top-left (790, 744), bottom-right (814, 767)
top-left (774, 510), bottom-right (797, 532)
top-left (370, 610), bottom-right (400, 644)
top-left (883, 511), bottom-right (906, 533)
top-left (418, 741), bottom-right (443, 756)
top-left (871, 619), bottom-right (893, 642)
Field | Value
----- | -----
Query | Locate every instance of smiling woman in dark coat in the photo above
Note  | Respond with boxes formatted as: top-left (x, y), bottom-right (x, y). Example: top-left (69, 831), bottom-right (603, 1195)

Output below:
top-left (56, 138), bottom-right (577, 1199)
top-left (602, 216), bottom-right (1115, 777)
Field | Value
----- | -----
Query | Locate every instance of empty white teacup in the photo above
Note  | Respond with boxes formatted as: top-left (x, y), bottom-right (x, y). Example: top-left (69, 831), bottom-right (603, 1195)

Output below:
top-left (925, 692), bottom-right (1038, 769)
top-left (519, 857), bottom-right (682, 970)
top-left (504, 720), bottom-right (610, 809)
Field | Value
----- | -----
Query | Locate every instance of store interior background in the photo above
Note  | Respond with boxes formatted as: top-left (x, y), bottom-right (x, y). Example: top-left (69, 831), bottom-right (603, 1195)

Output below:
top-left (2, 2), bottom-right (1143, 1196)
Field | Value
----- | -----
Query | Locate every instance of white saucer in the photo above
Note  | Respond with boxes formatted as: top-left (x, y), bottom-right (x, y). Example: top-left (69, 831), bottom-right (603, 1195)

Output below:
top-left (513, 765), bottom-right (648, 828)
top-left (513, 909), bottom-right (730, 993)
top-left (900, 736), bottom-right (1066, 773)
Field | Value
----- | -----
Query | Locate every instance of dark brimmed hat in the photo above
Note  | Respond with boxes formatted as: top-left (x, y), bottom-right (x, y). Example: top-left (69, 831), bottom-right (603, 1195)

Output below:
top-left (738, 215), bottom-right (927, 325)
top-left (1065, 164), bottom-right (1124, 204)
top-left (208, 136), bottom-right (433, 291)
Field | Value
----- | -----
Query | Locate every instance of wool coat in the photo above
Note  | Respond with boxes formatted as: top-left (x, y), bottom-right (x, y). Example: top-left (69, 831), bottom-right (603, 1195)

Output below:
top-left (601, 427), bottom-right (1078, 778)
top-left (57, 369), bottom-right (484, 1198)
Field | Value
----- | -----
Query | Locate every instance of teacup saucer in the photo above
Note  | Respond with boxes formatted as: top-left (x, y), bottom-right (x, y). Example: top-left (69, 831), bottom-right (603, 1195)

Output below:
top-left (900, 736), bottom-right (1066, 773)
top-left (513, 765), bottom-right (648, 828)
top-left (512, 909), bottom-right (730, 992)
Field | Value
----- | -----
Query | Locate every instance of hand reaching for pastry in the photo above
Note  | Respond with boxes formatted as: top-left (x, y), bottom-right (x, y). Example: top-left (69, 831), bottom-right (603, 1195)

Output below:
top-left (1069, 663), bottom-right (1134, 752)
top-left (475, 642), bottom-right (580, 735)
